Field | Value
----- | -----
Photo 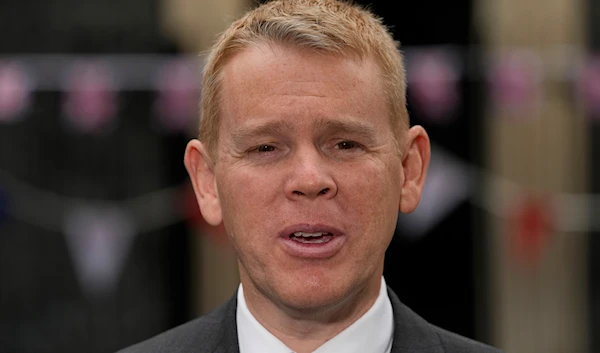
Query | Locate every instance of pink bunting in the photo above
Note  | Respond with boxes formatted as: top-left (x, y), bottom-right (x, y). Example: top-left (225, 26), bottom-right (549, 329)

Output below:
top-left (407, 50), bottom-right (460, 123)
top-left (63, 205), bottom-right (135, 297)
top-left (62, 61), bottom-right (118, 134)
top-left (488, 51), bottom-right (543, 115)
top-left (0, 61), bottom-right (32, 123)
top-left (152, 59), bottom-right (199, 135)
top-left (576, 55), bottom-right (600, 119)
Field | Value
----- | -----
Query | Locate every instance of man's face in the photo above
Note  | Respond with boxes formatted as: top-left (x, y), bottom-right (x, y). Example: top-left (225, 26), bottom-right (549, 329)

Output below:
top-left (211, 43), bottom-right (405, 312)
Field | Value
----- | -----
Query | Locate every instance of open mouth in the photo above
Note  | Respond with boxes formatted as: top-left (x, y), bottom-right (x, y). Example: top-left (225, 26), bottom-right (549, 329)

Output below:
top-left (280, 225), bottom-right (344, 258)
top-left (289, 231), bottom-right (334, 244)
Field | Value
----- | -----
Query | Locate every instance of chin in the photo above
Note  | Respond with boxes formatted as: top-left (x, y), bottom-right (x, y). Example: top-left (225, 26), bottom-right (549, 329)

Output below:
top-left (273, 275), bottom-right (352, 313)
top-left (279, 292), bottom-right (345, 315)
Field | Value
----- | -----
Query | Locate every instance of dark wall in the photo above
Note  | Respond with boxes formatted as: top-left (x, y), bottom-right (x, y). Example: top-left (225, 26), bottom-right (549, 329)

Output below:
top-left (351, 0), bottom-right (489, 343)
top-left (0, 2), bottom-right (191, 352)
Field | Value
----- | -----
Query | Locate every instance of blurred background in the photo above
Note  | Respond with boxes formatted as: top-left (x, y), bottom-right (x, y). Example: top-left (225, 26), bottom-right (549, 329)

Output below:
top-left (0, 0), bottom-right (597, 352)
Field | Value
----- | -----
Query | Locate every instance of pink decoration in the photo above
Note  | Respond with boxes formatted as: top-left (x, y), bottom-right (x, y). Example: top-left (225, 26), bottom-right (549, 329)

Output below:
top-left (489, 51), bottom-right (543, 115)
top-left (408, 50), bottom-right (460, 123)
top-left (63, 61), bottom-right (117, 134)
top-left (0, 61), bottom-right (32, 123)
top-left (576, 55), bottom-right (600, 119)
top-left (153, 59), bottom-right (199, 135)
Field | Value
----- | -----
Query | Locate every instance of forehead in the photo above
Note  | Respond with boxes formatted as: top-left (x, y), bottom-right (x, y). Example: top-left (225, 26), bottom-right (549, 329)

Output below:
top-left (218, 42), bottom-right (389, 135)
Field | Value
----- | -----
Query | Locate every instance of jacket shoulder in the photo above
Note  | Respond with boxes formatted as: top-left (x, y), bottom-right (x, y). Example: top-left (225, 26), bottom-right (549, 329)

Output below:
top-left (430, 325), bottom-right (504, 353)
top-left (115, 297), bottom-right (238, 353)
top-left (387, 287), bottom-right (503, 353)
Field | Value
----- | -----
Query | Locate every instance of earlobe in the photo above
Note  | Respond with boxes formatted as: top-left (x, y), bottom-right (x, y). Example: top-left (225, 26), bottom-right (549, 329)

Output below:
top-left (399, 126), bottom-right (431, 214)
top-left (183, 140), bottom-right (223, 226)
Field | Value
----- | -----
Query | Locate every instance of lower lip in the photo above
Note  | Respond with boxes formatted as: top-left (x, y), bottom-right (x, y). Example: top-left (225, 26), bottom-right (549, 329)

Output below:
top-left (279, 235), bottom-right (345, 259)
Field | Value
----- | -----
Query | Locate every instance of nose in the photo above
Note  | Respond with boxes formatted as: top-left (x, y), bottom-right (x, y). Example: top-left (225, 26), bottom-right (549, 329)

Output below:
top-left (284, 148), bottom-right (337, 200)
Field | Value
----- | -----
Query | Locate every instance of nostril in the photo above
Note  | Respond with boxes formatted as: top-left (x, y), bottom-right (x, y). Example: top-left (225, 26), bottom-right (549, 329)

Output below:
top-left (291, 189), bottom-right (331, 197)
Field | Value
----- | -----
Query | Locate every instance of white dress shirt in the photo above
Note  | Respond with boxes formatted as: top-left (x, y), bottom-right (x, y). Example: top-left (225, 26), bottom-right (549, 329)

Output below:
top-left (237, 277), bottom-right (394, 353)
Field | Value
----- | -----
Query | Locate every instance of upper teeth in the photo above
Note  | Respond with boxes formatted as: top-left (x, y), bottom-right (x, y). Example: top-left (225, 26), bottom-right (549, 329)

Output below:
top-left (293, 232), bottom-right (327, 237)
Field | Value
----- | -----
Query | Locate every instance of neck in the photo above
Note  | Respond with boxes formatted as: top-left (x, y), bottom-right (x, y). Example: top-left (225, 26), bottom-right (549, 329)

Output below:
top-left (240, 272), bottom-right (382, 353)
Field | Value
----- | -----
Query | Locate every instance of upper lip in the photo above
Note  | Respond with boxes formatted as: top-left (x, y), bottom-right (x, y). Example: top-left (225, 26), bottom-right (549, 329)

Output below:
top-left (279, 223), bottom-right (344, 238)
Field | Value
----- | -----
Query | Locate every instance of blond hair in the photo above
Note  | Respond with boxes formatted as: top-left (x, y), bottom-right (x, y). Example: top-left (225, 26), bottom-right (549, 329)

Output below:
top-left (199, 0), bottom-right (408, 158)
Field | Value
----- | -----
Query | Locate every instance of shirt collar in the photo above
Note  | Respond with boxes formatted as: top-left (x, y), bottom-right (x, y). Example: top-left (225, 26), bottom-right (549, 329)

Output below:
top-left (236, 277), bottom-right (394, 353)
top-left (236, 283), bottom-right (294, 353)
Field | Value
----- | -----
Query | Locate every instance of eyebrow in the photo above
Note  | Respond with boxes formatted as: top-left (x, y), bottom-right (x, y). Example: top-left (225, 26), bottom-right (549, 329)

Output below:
top-left (229, 117), bottom-right (378, 143)
top-left (230, 120), bottom-right (296, 142)
top-left (314, 118), bottom-right (378, 141)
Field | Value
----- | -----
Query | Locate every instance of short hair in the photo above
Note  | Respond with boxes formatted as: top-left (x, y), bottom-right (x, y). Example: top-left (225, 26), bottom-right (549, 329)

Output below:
top-left (199, 0), bottom-right (408, 159)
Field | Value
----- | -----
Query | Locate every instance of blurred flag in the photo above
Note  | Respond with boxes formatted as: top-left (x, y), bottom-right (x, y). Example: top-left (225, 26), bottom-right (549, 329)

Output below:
top-left (488, 50), bottom-right (543, 116)
top-left (152, 58), bottom-right (199, 136)
top-left (509, 195), bottom-right (554, 270)
top-left (180, 182), bottom-right (204, 227)
top-left (62, 61), bottom-right (118, 134)
top-left (576, 54), bottom-right (600, 119)
top-left (180, 182), bottom-right (228, 243)
top-left (63, 204), bottom-right (135, 297)
top-left (0, 61), bottom-right (32, 123)
top-left (407, 49), bottom-right (461, 123)
top-left (395, 146), bottom-right (471, 238)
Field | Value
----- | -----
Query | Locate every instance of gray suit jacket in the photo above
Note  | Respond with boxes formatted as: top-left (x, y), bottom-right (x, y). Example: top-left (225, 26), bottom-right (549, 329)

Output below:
top-left (117, 288), bottom-right (504, 353)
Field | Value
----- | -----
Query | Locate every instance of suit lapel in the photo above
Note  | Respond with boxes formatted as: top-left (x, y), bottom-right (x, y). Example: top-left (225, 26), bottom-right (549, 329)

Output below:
top-left (388, 288), bottom-right (445, 353)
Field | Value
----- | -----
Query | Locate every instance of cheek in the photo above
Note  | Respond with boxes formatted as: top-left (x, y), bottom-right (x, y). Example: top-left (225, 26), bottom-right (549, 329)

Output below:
top-left (339, 164), bottom-right (401, 239)
top-left (345, 162), bottom-right (400, 205)
top-left (216, 167), bottom-right (281, 233)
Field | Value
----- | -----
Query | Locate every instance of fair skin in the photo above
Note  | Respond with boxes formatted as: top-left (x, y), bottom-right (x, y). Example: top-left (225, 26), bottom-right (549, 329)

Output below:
top-left (185, 42), bottom-right (430, 353)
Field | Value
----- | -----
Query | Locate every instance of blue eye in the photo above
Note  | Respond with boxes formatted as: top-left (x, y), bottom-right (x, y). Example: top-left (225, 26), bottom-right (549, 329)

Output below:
top-left (335, 141), bottom-right (357, 150)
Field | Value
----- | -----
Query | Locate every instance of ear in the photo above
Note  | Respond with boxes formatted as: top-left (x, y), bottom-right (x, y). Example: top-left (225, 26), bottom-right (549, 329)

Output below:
top-left (399, 126), bottom-right (431, 214)
top-left (184, 140), bottom-right (223, 226)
